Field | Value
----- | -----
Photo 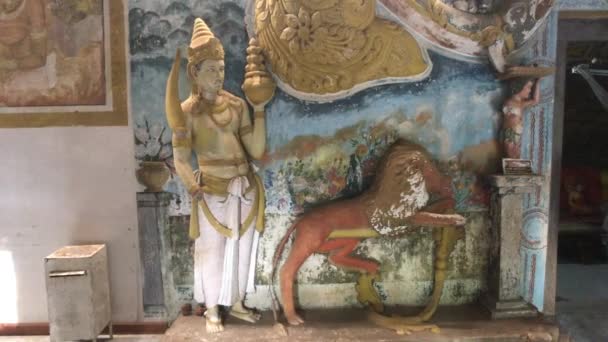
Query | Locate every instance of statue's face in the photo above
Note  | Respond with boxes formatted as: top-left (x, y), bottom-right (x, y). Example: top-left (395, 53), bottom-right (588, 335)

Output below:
top-left (193, 59), bottom-right (225, 94)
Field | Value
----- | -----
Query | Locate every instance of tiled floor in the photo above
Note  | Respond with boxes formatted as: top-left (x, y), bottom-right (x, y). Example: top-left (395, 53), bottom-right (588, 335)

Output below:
top-left (558, 309), bottom-right (608, 342)
top-left (557, 264), bottom-right (608, 342)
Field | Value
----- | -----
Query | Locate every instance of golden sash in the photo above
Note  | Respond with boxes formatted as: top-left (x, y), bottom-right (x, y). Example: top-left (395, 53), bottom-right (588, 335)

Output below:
top-left (189, 171), bottom-right (265, 240)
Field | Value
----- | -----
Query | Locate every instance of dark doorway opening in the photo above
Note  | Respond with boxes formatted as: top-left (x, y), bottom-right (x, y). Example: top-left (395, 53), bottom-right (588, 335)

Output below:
top-left (550, 17), bottom-right (608, 342)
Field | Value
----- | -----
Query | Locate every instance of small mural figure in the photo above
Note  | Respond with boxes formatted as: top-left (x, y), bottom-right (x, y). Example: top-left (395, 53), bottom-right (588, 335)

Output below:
top-left (165, 18), bottom-right (275, 333)
top-left (0, 0), bottom-right (46, 75)
top-left (345, 146), bottom-right (365, 195)
top-left (501, 79), bottom-right (540, 160)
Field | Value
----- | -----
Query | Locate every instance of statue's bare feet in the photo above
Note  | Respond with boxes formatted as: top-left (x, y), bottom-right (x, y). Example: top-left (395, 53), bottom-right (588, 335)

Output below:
top-left (194, 303), bottom-right (205, 317)
top-left (204, 306), bottom-right (224, 334)
top-left (285, 312), bottom-right (304, 326)
top-left (229, 301), bottom-right (261, 323)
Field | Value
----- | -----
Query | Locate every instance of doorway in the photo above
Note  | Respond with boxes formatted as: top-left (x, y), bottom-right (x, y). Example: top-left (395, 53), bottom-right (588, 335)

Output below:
top-left (550, 16), bottom-right (608, 342)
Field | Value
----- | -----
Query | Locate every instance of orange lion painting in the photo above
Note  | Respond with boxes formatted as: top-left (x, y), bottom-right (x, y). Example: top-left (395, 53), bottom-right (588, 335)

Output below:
top-left (272, 139), bottom-right (467, 327)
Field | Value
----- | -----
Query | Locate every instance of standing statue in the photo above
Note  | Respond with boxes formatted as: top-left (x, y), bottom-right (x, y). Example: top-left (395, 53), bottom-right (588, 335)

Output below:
top-left (165, 18), bottom-right (275, 333)
top-left (501, 79), bottom-right (540, 160)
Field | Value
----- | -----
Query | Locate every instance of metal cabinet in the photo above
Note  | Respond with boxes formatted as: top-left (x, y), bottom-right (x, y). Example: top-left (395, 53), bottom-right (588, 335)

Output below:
top-left (45, 245), bottom-right (112, 342)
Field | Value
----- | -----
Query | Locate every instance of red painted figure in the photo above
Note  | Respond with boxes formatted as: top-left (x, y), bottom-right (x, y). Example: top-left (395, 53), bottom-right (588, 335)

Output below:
top-left (502, 79), bottom-right (541, 159)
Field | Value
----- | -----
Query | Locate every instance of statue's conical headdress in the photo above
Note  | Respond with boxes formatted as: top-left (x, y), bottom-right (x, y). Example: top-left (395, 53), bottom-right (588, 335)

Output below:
top-left (188, 18), bottom-right (224, 65)
top-left (166, 19), bottom-right (226, 137)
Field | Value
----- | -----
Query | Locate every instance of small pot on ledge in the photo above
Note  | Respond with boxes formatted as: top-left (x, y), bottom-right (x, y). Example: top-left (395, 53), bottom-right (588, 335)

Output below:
top-left (136, 161), bottom-right (170, 192)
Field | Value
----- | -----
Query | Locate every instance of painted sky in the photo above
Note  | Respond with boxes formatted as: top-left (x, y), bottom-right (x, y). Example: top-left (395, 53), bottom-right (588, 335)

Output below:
top-left (265, 52), bottom-right (504, 159)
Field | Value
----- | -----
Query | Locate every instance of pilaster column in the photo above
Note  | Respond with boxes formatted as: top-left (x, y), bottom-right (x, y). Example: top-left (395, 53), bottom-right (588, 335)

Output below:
top-left (483, 175), bottom-right (543, 319)
top-left (137, 192), bottom-right (172, 316)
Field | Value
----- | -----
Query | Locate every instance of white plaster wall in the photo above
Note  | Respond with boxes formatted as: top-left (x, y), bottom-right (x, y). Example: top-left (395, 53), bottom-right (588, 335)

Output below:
top-left (0, 126), bottom-right (141, 323)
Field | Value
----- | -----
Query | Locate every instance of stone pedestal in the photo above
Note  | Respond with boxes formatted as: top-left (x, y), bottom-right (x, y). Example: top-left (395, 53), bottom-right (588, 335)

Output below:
top-left (483, 175), bottom-right (543, 319)
top-left (165, 307), bottom-right (562, 341)
top-left (45, 245), bottom-right (112, 342)
top-left (137, 192), bottom-right (172, 316)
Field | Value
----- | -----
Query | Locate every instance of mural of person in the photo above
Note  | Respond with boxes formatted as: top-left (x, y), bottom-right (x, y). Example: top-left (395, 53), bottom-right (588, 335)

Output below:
top-left (501, 79), bottom-right (540, 160)
top-left (0, 0), bottom-right (106, 106)
top-left (345, 145), bottom-right (368, 195)
top-left (165, 18), bottom-right (274, 333)
top-left (0, 0), bottom-right (47, 82)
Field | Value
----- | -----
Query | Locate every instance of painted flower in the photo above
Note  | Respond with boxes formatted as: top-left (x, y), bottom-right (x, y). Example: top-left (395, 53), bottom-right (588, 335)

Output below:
top-left (280, 8), bottom-right (327, 53)
top-left (134, 119), bottom-right (173, 163)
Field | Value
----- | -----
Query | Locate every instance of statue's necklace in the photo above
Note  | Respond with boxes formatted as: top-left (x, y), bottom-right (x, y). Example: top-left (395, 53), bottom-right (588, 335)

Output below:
top-left (201, 96), bottom-right (231, 127)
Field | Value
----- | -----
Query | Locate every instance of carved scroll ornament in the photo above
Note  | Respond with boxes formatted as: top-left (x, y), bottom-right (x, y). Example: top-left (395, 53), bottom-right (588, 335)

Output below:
top-left (378, 0), bottom-right (555, 69)
top-left (252, 0), bottom-right (431, 100)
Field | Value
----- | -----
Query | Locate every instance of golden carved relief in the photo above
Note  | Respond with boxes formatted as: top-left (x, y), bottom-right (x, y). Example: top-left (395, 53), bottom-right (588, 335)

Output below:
top-left (253, 0), bottom-right (430, 97)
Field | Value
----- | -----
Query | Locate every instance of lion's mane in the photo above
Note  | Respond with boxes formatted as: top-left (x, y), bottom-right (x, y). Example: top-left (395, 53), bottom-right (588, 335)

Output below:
top-left (361, 140), bottom-right (434, 235)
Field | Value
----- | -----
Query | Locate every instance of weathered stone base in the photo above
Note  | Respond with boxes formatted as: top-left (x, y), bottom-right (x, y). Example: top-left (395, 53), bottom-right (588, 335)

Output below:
top-left (482, 296), bottom-right (539, 319)
top-left (162, 306), bottom-right (561, 341)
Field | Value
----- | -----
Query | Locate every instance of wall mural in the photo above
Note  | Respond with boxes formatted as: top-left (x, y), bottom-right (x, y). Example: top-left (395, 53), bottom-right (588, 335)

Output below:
top-left (131, 0), bottom-right (584, 315)
top-left (249, 58), bottom-right (501, 310)
top-left (0, 0), bottom-right (128, 128)
top-left (0, 0), bottom-right (105, 106)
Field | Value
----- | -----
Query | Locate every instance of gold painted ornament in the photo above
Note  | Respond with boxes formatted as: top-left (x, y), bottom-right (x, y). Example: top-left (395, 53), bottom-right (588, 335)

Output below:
top-left (252, 0), bottom-right (431, 99)
top-left (242, 38), bottom-right (277, 106)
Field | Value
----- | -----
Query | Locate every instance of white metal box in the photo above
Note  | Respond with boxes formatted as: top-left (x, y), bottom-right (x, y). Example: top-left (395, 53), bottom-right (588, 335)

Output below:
top-left (45, 245), bottom-right (112, 342)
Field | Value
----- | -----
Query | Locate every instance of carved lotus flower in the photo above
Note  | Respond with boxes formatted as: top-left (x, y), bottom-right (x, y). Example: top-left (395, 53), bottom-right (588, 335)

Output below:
top-left (279, 8), bottom-right (327, 53)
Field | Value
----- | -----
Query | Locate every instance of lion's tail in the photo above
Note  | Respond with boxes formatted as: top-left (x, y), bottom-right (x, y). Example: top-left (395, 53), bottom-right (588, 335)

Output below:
top-left (270, 219), bottom-right (299, 323)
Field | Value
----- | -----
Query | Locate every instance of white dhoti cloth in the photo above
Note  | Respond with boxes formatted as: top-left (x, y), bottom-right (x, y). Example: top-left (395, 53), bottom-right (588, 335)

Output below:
top-left (192, 175), bottom-right (260, 307)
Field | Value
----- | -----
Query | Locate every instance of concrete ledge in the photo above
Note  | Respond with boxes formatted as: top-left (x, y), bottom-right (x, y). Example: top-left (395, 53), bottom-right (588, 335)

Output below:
top-left (164, 306), bottom-right (562, 341)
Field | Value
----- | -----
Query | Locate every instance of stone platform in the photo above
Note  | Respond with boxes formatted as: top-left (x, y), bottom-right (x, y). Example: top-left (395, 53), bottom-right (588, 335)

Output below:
top-left (162, 305), bottom-right (566, 342)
